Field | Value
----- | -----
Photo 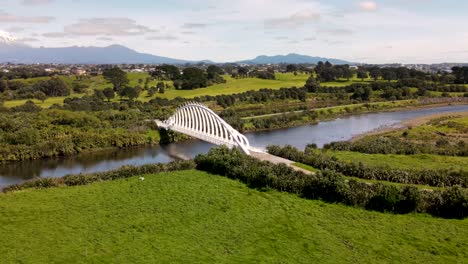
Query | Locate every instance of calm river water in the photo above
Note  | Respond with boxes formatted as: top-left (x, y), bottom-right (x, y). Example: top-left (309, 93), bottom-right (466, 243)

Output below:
top-left (1, 104), bottom-right (467, 187)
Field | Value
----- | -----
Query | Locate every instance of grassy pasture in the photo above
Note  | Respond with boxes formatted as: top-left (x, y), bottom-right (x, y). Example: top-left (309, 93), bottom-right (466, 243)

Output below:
top-left (1, 170), bottom-right (467, 263)
top-left (327, 150), bottom-right (468, 172)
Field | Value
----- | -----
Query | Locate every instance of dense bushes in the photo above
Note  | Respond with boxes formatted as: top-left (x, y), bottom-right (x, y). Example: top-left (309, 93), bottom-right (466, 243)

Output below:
top-left (325, 135), bottom-right (468, 157)
top-left (0, 109), bottom-right (161, 161)
top-left (195, 147), bottom-right (468, 218)
top-left (3, 146), bottom-right (467, 218)
top-left (267, 145), bottom-right (468, 188)
top-left (3, 160), bottom-right (196, 192)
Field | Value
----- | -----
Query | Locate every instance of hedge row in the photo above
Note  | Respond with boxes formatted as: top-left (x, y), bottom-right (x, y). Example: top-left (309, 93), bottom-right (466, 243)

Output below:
top-left (195, 147), bottom-right (468, 219)
top-left (267, 145), bottom-right (468, 188)
top-left (2, 160), bottom-right (196, 192)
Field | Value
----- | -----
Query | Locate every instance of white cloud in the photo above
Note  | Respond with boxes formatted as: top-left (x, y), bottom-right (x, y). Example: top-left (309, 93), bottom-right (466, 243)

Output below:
top-left (146, 35), bottom-right (178, 41)
top-left (65, 18), bottom-right (156, 36)
top-left (0, 10), bottom-right (54, 23)
top-left (21, 0), bottom-right (54, 5)
top-left (359, 1), bottom-right (378, 12)
top-left (17, 37), bottom-right (40, 42)
top-left (42, 32), bottom-right (67, 38)
top-left (265, 9), bottom-right (321, 28)
top-left (182, 23), bottom-right (207, 29)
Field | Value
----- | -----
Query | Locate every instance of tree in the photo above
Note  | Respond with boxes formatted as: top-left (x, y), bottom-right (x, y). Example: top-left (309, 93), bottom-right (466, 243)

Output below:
top-left (0, 79), bottom-right (8, 92)
top-left (286, 64), bottom-right (298, 73)
top-left (357, 69), bottom-right (368, 81)
top-left (72, 81), bottom-right (88, 93)
top-left (452, 66), bottom-right (468, 84)
top-left (369, 67), bottom-right (382, 81)
top-left (237, 67), bottom-right (249, 78)
top-left (34, 91), bottom-right (47, 102)
top-left (151, 64), bottom-right (181, 80)
top-left (341, 66), bottom-right (353, 80)
top-left (207, 65), bottom-right (223, 78)
top-left (103, 67), bottom-right (129, 92)
top-left (119, 86), bottom-right (140, 101)
top-left (34, 77), bottom-right (71, 97)
top-left (180, 67), bottom-right (208, 90)
top-left (206, 65), bottom-right (226, 84)
top-left (102, 87), bottom-right (115, 102)
top-left (304, 76), bottom-right (320, 92)
top-left (94, 90), bottom-right (106, 101)
top-left (382, 69), bottom-right (397, 82)
top-left (148, 87), bottom-right (156, 97)
top-left (157, 82), bottom-right (165, 92)
top-left (351, 86), bottom-right (372, 101)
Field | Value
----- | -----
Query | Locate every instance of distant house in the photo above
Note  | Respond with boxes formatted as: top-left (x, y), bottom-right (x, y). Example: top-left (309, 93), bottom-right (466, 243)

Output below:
top-left (72, 69), bottom-right (87, 76)
top-left (349, 65), bottom-right (359, 70)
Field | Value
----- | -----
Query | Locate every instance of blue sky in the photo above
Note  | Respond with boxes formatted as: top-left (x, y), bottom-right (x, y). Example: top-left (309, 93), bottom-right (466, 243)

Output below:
top-left (1, 0), bottom-right (467, 63)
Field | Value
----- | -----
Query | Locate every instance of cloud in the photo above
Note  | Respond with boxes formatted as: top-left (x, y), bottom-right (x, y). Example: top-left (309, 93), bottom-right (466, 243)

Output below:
top-left (319, 28), bottom-right (354, 35)
top-left (17, 37), bottom-right (39, 42)
top-left (6, 26), bottom-right (25, 32)
top-left (0, 10), bottom-right (54, 23)
top-left (304, 37), bottom-right (317, 41)
top-left (21, 0), bottom-right (54, 5)
top-left (265, 9), bottom-right (320, 28)
top-left (42, 32), bottom-right (67, 38)
top-left (275, 36), bottom-right (288, 40)
top-left (182, 23), bottom-right (207, 29)
top-left (63, 18), bottom-right (156, 36)
top-left (146, 35), bottom-right (178, 41)
top-left (359, 1), bottom-right (378, 12)
top-left (181, 31), bottom-right (195, 35)
top-left (97, 37), bottom-right (113, 41)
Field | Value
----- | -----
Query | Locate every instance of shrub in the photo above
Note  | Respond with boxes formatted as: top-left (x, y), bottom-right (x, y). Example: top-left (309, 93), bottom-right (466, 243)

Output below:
top-left (3, 160), bottom-right (196, 192)
top-left (267, 145), bottom-right (468, 188)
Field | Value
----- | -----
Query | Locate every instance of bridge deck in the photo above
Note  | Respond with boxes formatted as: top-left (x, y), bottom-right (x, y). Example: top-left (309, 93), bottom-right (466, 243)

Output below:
top-left (250, 150), bottom-right (314, 175)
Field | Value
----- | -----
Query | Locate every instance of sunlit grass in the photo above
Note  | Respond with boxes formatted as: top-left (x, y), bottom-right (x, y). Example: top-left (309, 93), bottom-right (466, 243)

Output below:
top-left (1, 170), bottom-right (467, 263)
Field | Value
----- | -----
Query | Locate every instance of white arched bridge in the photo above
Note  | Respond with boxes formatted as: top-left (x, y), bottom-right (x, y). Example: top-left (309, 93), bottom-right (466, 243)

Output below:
top-left (155, 102), bottom-right (252, 155)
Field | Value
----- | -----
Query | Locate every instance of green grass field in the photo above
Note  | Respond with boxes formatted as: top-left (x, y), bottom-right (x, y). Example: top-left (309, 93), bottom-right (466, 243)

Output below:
top-left (4, 73), bottom-right (310, 107)
top-left (148, 73), bottom-right (310, 100)
top-left (326, 150), bottom-right (468, 171)
top-left (1, 170), bottom-right (467, 263)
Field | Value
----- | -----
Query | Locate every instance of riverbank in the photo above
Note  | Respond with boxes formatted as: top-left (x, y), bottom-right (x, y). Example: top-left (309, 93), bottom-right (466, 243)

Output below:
top-left (351, 110), bottom-right (468, 142)
top-left (241, 98), bottom-right (468, 132)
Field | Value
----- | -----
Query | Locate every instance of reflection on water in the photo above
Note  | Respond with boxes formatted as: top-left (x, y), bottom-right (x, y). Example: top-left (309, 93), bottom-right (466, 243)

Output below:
top-left (246, 105), bottom-right (468, 149)
top-left (1, 104), bottom-right (467, 187)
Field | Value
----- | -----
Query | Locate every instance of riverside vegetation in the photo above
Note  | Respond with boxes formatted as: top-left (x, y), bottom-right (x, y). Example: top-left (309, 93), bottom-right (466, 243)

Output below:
top-left (1, 113), bottom-right (468, 262)
top-left (1, 147), bottom-right (467, 263)
top-left (0, 63), bottom-right (467, 162)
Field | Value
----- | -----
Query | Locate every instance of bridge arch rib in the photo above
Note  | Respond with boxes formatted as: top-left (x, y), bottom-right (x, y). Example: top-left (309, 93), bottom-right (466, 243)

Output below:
top-left (156, 102), bottom-right (251, 155)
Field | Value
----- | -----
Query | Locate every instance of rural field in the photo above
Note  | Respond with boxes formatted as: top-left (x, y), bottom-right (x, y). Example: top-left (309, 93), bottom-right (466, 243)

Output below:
top-left (3, 72), bottom-right (374, 108)
top-left (1, 170), bottom-right (467, 263)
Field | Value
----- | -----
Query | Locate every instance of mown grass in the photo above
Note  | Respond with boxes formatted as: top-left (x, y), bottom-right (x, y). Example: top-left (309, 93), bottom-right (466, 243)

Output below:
top-left (327, 151), bottom-right (468, 172)
top-left (150, 73), bottom-right (310, 100)
top-left (1, 170), bottom-right (467, 263)
top-left (4, 73), bottom-right (309, 107)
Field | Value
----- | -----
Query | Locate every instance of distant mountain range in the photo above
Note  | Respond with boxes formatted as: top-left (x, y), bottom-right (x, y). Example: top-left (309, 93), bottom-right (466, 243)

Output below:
top-left (237, 54), bottom-right (352, 65)
top-left (0, 32), bottom-right (352, 65)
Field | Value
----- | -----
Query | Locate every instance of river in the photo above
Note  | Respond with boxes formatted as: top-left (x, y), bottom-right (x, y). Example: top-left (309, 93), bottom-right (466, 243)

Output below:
top-left (1, 104), bottom-right (467, 187)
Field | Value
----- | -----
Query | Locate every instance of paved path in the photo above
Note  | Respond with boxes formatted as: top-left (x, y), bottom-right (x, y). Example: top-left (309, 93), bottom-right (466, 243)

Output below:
top-left (250, 150), bottom-right (313, 175)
